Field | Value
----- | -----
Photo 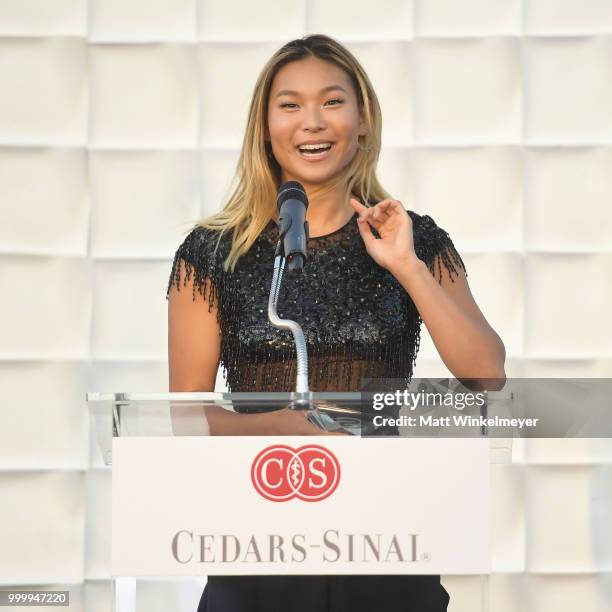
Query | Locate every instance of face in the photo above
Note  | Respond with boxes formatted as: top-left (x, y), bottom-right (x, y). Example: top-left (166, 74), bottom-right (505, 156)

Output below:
top-left (266, 57), bottom-right (366, 191)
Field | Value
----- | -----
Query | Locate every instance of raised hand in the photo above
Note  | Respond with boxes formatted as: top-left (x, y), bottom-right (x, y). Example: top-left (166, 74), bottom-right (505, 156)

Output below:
top-left (349, 197), bottom-right (420, 274)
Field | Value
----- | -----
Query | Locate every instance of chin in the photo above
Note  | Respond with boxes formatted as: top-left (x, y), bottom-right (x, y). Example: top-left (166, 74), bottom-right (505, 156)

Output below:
top-left (282, 171), bottom-right (332, 188)
top-left (282, 165), bottom-right (346, 190)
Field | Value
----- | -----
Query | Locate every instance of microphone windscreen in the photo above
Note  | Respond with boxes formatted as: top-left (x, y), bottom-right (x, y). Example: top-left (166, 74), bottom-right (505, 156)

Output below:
top-left (277, 181), bottom-right (308, 210)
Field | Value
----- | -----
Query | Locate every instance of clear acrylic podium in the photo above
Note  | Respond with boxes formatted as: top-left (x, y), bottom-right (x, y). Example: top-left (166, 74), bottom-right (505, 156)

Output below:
top-left (87, 388), bottom-right (514, 612)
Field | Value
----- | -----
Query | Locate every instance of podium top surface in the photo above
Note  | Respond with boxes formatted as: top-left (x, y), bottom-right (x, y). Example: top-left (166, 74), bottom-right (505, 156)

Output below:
top-left (86, 391), bottom-right (362, 402)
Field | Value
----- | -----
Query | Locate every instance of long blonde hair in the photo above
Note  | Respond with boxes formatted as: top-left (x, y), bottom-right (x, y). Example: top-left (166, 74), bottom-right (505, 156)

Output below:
top-left (199, 34), bottom-right (391, 271)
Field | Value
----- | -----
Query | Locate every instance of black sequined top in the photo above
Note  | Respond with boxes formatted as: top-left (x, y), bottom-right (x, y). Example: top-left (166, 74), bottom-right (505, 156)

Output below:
top-left (166, 210), bottom-right (466, 392)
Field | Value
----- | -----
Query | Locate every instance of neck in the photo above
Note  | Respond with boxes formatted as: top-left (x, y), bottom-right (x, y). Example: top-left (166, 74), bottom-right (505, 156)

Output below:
top-left (303, 182), bottom-right (354, 237)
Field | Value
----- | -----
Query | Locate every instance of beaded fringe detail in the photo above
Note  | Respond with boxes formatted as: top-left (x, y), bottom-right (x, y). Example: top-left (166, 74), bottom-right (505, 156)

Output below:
top-left (408, 212), bottom-right (467, 284)
top-left (167, 211), bottom-right (466, 392)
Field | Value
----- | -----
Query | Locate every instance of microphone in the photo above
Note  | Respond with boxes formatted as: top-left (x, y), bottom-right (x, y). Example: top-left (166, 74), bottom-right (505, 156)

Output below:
top-left (276, 181), bottom-right (309, 272)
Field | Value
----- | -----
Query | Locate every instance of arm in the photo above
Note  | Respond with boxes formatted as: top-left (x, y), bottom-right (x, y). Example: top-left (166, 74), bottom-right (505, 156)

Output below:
top-left (167, 256), bottom-right (330, 434)
top-left (168, 256), bottom-right (267, 434)
top-left (168, 256), bottom-right (221, 393)
top-left (349, 198), bottom-right (506, 390)
top-left (391, 256), bottom-right (506, 389)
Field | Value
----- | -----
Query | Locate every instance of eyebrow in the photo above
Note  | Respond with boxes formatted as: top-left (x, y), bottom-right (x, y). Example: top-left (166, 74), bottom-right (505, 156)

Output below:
top-left (275, 85), bottom-right (348, 98)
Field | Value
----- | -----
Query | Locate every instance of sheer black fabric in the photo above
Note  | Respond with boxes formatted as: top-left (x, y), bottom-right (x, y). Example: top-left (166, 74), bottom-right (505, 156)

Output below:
top-left (167, 209), bottom-right (464, 611)
top-left (166, 211), bottom-right (466, 393)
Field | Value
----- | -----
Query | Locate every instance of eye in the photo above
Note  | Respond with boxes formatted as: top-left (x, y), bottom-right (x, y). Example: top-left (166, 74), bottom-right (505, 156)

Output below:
top-left (325, 98), bottom-right (345, 106)
top-left (279, 103), bottom-right (298, 109)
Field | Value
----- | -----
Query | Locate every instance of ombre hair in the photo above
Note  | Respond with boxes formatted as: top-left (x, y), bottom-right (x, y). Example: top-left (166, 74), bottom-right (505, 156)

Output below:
top-left (198, 34), bottom-right (391, 271)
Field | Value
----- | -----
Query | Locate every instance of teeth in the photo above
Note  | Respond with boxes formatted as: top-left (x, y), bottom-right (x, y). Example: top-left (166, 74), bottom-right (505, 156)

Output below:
top-left (299, 143), bottom-right (332, 151)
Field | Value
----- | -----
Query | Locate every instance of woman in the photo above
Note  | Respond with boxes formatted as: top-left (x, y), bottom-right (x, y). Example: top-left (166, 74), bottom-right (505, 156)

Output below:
top-left (167, 34), bottom-right (505, 612)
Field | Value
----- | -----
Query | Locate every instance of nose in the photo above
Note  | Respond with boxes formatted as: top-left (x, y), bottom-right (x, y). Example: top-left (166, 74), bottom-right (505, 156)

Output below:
top-left (302, 104), bottom-right (326, 132)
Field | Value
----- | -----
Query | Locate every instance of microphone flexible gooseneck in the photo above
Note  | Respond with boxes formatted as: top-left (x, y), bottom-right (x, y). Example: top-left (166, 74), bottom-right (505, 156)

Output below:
top-left (267, 182), bottom-right (329, 429)
top-left (268, 181), bottom-right (310, 394)
top-left (265, 182), bottom-right (351, 432)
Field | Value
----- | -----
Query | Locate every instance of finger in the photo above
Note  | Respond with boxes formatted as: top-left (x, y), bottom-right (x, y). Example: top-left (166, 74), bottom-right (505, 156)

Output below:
top-left (349, 197), bottom-right (368, 214)
top-left (378, 199), bottom-right (407, 219)
top-left (350, 198), bottom-right (373, 224)
top-left (356, 214), bottom-right (378, 245)
top-left (350, 197), bottom-right (386, 221)
top-left (355, 199), bottom-right (401, 232)
top-left (360, 200), bottom-right (397, 226)
top-left (376, 201), bottom-right (393, 213)
top-left (372, 204), bottom-right (391, 222)
top-left (355, 206), bottom-right (375, 227)
top-left (353, 198), bottom-right (384, 220)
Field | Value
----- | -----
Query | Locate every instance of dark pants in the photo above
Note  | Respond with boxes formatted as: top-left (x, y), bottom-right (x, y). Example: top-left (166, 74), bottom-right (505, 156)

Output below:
top-left (198, 575), bottom-right (450, 612)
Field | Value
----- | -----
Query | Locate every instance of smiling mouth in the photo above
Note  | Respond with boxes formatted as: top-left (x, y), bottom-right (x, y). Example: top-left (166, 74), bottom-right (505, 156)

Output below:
top-left (296, 143), bottom-right (334, 161)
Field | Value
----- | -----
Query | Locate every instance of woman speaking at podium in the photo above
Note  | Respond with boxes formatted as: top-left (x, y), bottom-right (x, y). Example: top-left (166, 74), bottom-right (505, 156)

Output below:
top-left (167, 34), bottom-right (505, 612)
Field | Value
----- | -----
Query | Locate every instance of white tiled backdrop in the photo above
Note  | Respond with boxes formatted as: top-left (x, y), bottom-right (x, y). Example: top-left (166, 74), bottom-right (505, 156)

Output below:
top-left (0, 1), bottom-right (611, 610)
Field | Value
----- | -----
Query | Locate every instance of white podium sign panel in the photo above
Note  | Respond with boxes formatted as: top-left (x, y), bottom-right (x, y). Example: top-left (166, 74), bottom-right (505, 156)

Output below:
top-left (112, 437), bottom-right (490, 576)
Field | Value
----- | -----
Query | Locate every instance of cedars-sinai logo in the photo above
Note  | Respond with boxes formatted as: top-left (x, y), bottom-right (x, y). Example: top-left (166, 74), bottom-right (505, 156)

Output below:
top-left (251, 444), bottom-right (341, 502)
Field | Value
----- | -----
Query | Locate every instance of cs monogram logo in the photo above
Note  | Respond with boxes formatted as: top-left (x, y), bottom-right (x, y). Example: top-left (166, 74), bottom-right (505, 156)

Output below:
top-left (251, 444), bottom-right (341, 502)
